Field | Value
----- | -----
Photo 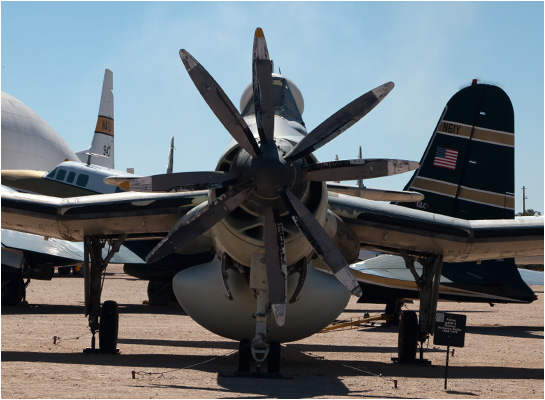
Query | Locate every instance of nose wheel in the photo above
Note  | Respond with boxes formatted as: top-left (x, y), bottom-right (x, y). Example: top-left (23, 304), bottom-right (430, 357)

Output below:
top-left (236, 339), bottom-right (282, 377)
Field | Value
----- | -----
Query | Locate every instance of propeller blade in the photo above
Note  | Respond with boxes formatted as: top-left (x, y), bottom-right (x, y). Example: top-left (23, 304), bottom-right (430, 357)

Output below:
top-left (104, 171), bottom-right (239, 192)
top-left (280, 188), bottom-right (362, 296)
top-left (264, 207), bottom-right (287, 326)
top-left (252, 28), bottom-right (275, 144)
top-left (303, 159), bottom-right (419, 182)
top-left (179, 49), bottom-right (261, 158)
top-left (146, 181), bottom-right (254, 263)
top-left (284, 82), bottom-right (395, 163)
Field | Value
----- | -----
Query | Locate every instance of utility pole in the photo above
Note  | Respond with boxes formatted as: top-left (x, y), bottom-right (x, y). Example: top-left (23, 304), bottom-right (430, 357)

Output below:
top-left (522, 186), bottom-right (527, 216)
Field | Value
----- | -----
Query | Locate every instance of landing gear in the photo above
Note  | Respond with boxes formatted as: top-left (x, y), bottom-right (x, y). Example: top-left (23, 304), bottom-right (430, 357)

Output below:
top-left (396, 310), bottom-right (418, 362)
top-left (393, 253), bottom-right (443, 365)
top-left (267, 341), bottom-right (281, 374)
top-left (147, 280), bottom-right (176, 306)
top-left (82, 235), bottom-right (126, 354)
top-left (232, 253), bottom-right (284, 377)
top-left (384, 298), bottom-right (404, 326)
top-left (1, 274), bottom-right (25, 306)
top-left (238, 339), bottom-right (252, 372)
top-left (236, 339), bottom-right (282, 376)
top-left (98, 300), bottom-right (119, 353)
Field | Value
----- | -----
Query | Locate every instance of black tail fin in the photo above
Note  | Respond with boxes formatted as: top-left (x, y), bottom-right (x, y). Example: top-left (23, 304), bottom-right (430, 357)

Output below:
top-left (401, 80), bottom-right (515, 219)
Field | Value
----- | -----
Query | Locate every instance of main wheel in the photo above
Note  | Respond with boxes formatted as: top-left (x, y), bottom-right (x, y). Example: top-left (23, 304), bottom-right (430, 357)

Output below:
top-left (397, 310), bottom-right (418, 362)
top-left (385, 299), bottom-right (401, 326)
top-left (99, 300), bottom-right (119, 353)
top-left (267, 341), bottom-right (281, 374)
top-left (147, 280), bottom-right (176, 306)
top-left (1, 276), bottom-right (25, 306)
top-left (238, 339), bottom-right (252, 372)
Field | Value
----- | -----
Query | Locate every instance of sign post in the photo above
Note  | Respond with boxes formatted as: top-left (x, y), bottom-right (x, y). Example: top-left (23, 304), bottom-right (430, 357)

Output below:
top-left (433, 312), bottom-right (466, 389)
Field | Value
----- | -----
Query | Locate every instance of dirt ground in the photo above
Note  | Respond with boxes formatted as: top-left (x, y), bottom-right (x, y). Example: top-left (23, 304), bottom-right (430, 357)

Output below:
top-left (2, 264), bottom-right (543, 399)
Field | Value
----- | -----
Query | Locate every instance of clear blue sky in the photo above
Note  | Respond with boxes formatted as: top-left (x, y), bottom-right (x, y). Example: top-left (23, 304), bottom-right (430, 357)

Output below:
top-left (2, 1), bottom-right (543, 212)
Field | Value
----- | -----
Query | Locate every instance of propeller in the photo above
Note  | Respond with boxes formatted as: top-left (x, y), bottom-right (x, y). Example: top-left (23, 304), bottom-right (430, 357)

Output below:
top-left (146, 181), bottom-right (254, 263)
top-left (284, 81), bottom-right (394, 163)
top-left (302, 159), bottom-right (419, 182)
top-left (252, 27), bottom-right (275, 145)
top-left (141, 27), bottom-right (414, 322)
top-left (179, 49), bottom-right (261, 158)
top-left (104, 171), bottom-right (238, 192)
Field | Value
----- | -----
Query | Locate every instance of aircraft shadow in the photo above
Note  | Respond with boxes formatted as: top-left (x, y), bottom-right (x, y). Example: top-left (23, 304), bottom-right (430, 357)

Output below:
top-left (3, 338), bottom-right (542, 399)
top-left (466, 325), bottom-right (544, 339)
top-left (117, 338), bottom-right (238, 350)
top-left (1, 303), bottom-right (185, 316)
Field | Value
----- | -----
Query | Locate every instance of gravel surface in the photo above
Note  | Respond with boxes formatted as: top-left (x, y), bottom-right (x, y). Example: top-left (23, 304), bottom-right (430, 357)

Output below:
top-left (2, 264), bottom-right (543, 399)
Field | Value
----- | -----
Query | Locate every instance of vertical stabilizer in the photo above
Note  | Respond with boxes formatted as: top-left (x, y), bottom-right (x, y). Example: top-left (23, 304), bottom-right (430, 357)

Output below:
top-left (166, 135), bottom-right (175, 174)
top-left (393, 81), bottom-right (533, 303)
top-left (356, 145), bottom-right (365, 190)
top-left (400, 81), bottom-right (515, 219)
top-left (76, 69), bottom-right (115, 168)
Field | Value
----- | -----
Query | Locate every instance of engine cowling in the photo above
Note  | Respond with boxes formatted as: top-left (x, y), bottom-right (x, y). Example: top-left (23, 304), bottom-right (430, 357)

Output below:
top-left (210, 139), bottom-right (329, 268)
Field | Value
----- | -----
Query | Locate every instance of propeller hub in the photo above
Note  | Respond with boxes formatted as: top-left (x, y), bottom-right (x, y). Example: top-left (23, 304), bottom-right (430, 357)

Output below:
top-left (251, 145), bottom-right (293, 199)
top-left (230, 142), bottom-right (307, 216)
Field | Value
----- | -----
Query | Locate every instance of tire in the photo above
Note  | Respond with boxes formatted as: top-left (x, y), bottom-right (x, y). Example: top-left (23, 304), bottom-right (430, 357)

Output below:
top-left (397, 310), bottom-right (418, 362)
top-left (1, 276), bottom-right (25, 306)
top-left (238, 339), bottom-right (252, 372)
top-left (147, 280), bottom-right (175, 306)
top-left (267, 341), bottom-right (281, 374)
top-left (99, 300), bottom-right (119, 352)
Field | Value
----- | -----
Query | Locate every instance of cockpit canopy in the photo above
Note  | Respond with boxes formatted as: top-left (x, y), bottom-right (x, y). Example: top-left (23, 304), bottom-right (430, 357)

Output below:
top-left (239, 74), bottom-right (305, 125)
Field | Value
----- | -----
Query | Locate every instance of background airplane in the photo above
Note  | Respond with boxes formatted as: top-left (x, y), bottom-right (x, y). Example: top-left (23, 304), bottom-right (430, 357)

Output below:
top-left (1, 70), bottom-right (211, 307)
top-left (350, 80), bottom-right (542, 326)
top-left (2, 70), bottom-right (120, 305)
top-left (2, 29), bottom-right (542, 375)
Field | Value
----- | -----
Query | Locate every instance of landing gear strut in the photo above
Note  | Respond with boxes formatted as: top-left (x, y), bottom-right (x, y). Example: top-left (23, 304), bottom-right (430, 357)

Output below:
top-left (233, 253), bottom-right (283, 377)
top-left (394, 253), bottom-right (443, 364)
top-left (82, 235), bottom-right (125, 354)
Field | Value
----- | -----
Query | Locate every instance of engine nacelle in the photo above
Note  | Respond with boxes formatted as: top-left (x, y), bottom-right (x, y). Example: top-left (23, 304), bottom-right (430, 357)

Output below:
top-left (210, 141), bottom-right (330, 268)
top-left (172, 258), bottom-right (350, 342)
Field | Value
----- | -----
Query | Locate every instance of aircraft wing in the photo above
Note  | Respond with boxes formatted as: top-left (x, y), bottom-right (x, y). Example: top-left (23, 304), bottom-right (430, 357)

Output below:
top-left (3, 189), bottom-right (542, 265)
top-left (1, 229), bottom-right (145, 265)
top-left (329, 194), bottom-right (544, 263)
top-left (1, 190), bottom-right (208, 242)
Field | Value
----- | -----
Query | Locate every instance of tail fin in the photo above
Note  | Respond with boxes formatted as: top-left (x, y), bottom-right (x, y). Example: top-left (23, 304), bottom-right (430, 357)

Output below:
top-left (356, 145), bottom-right (365, 190)
top-left (76, 69), bottom-right (114, 169)
top-left (166, 135), bottom-right (175, 174)
top-left (400, 80), bottom-right (514, 219)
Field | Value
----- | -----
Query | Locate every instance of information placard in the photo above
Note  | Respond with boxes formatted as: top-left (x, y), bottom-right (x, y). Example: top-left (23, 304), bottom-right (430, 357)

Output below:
top-left (433, 312), bottom-right (466, 348)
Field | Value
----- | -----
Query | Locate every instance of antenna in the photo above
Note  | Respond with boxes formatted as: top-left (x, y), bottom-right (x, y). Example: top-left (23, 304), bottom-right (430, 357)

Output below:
top-left (522, 186), bottom-right (527, 215)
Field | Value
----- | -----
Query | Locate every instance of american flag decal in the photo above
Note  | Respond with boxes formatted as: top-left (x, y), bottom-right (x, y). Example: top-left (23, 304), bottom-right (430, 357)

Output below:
top-left (433, 147), bottom-right (458, 170)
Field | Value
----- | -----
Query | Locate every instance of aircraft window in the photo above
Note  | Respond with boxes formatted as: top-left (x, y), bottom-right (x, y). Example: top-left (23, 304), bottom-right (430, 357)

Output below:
top-left (66, 171), bottom-right (76, 183)
top-left (45, 169), bottom-right (57, 179)
top-left (242, 77), bottom-right (303, 124)
top-left (56, 169), bottom-right (67, 181)
top-left (76, 174), bottom-right (89, 187)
